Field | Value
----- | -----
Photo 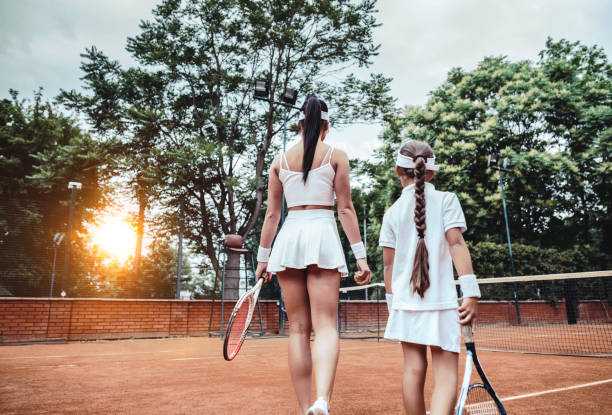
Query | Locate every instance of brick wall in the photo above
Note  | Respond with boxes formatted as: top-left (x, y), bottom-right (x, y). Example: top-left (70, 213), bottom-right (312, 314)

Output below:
top-left (1, 298), bottom-right (609, 344)
top-left (0, 298), bottom-right (282, 344)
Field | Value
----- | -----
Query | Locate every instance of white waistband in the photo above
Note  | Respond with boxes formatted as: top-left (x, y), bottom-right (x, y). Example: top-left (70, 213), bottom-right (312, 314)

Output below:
top-left (285, 209), bottom-right (335, 220)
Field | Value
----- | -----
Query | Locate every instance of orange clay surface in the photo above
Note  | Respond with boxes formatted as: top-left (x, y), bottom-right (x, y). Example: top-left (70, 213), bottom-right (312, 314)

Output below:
top-left (1, 337), bottom-right (611, 414)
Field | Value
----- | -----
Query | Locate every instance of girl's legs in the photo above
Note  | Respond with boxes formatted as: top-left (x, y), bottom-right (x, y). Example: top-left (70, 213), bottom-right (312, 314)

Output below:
top-left (429, 346), bottom-right (459, 415)
top-left (401, 342), bottom-right (428, 415)
top-left (306, 265), bottom-right (341, 403)
top-left (277, 269), bottom-right (313, 413)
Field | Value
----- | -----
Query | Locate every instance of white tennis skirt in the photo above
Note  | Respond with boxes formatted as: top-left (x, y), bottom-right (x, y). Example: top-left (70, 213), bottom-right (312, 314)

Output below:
top-left (267, 209), bottom-right (348, 277)
top-left (384, 308), bottom-right (461, 353)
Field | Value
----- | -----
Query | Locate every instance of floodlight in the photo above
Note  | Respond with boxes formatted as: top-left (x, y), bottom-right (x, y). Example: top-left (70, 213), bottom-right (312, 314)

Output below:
top-left (53, 233), bottom-right (64, 246)
top-left (281, 88), bottom-right (298, 105)
top-left (487, 153), bottom-right (499, 167)
top-left (254, 80), bottom-right (269, 98)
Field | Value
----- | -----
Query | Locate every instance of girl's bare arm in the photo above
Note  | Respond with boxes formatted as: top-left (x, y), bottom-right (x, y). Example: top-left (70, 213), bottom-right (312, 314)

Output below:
top-left (446, 228), bottom-right (474, 276)
top-left (383, 247), bottom-right (395, 294)
top-left (446, 227), bottom-right (478, 325)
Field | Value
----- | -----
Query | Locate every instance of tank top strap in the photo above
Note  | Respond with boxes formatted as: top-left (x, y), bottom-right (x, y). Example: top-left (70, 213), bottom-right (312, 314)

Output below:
top-left (281, 152), bottom-right (291, 171)
top-left (321, 146), bottom-right (334, 167)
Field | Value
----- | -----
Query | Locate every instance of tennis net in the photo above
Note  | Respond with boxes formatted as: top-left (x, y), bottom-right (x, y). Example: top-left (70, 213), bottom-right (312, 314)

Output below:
top-left (337, 271), bottom-right (612, 357)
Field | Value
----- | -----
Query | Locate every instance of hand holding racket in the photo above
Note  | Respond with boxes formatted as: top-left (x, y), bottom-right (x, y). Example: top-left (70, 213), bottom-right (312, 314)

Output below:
top-left (223, 277), bottom-right (266, 361)
top-left (255, 261), bottom-right (272, 283)
top-left (456, 301), bottom-right (506, 415)
top-left (458, 297), bottom-right (478, 328)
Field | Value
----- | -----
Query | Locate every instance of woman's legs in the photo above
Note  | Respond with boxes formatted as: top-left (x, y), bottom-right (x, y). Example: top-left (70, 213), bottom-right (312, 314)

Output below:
top-left (306, 266), bottom-right (341, 403)
top-left (429, 347), bottom-right (458, 415)
top-left (277, 269), bottom-right (313, 413)
top-left (401, 342), bottom-right (428, 415)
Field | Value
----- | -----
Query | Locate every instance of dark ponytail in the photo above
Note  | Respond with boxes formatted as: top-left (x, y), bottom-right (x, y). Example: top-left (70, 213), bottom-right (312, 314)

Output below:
top-left (298, 96), bottom-right (329, 182)
top-left (399, 140), bottom-right (434, 298)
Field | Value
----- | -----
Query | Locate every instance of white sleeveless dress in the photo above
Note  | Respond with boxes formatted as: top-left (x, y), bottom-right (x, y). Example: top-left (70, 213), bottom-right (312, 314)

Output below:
top-left (266, 147), bottom-right (348, 277)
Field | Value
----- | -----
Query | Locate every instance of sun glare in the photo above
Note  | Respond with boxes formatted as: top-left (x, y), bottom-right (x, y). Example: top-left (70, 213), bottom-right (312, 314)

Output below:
top-left (90, 215), bottom-right (137, 262)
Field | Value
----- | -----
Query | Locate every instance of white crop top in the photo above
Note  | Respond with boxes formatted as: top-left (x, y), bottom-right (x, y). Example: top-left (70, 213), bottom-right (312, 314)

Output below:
top-left (279, 146), bottom-right (335, 208)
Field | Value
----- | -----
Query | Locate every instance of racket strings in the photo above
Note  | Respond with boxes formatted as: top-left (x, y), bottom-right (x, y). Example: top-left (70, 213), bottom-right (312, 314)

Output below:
top-left (464, 385), bottom-right (501, 415)
top-left (226, 297), bottom-right (254, 357)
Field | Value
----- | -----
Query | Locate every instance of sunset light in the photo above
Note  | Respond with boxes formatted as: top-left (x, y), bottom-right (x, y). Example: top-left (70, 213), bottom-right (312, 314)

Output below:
top-left (90, 215), bottom-right (137, 262)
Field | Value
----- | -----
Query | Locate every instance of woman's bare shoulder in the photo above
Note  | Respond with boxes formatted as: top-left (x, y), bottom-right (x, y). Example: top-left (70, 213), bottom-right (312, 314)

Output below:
top-left (331, 147), bottom-right (349, 166)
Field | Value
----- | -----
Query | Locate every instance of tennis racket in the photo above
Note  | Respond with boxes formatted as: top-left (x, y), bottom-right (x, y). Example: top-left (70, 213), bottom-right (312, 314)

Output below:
top-left (456, 321), bottom-right (507, 415)
top-left (223, 277), bottom-right (265, 361)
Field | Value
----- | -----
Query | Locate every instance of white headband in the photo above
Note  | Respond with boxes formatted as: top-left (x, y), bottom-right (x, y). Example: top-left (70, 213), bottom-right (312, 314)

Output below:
top-left (299, 111), bottom-right (329, 121)
top-left (396, 153), bottom-right (439, 171)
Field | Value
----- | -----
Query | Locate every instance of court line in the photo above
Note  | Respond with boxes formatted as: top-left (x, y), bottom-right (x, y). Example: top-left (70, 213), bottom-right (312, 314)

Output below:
top-left (0, 350), bottom-right (173, 360)
top-left (170, 355), bottom-right (256, 361)
top-left (0, 355), bottom-right (69, 360)
top-left (425, 379), bottom-right (612, 414)
top-left (14, 364), bottom-right (76, 369)
top-left (501, 378), bottom-right (612, 402)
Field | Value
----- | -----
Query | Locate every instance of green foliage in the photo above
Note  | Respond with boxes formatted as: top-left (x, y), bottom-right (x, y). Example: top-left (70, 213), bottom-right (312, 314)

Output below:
top-left (60, 0), bottom-right (396, 285)
top-left (139, 238), bottom-right (192, 298)
top-left (0, 90), bottom-right (109, 295)
top-left (468, 242), bottom-right (609, 279)
top-left (360, 38), bottom-right (612, 276)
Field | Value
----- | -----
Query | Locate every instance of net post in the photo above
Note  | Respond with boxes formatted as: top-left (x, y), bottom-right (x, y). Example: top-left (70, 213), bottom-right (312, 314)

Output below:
top-left (564, 278), bottom-right (578, 325)
top-left (220, 250), bottom-right (226, 335)
top-left (376, 285), bottom-right (380, 341)
top-left (337, 300), bottom-right (342, 335)
top-left (512, 281), bottom-right (521, 325)
top-left (499, 168), bottom-right (521, 325)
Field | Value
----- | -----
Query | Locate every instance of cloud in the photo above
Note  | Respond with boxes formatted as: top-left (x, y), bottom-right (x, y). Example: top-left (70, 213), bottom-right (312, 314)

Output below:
top-left (334, 0), bottom-right (611, 159)
top-left (0, 0), bottom-right (609, 160)
top-left (0, 0), bottom-right (157, 97)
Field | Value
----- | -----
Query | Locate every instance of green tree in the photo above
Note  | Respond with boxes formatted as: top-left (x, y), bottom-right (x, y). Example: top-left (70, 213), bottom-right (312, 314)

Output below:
top-left (360, 38), bottom-right (611, 278)
top-left (61, 0), bottom-right (396, 298)
top-left (59, 54), bottom-right (175, 294)
top-left (0, 90), bottom-right (110, 296)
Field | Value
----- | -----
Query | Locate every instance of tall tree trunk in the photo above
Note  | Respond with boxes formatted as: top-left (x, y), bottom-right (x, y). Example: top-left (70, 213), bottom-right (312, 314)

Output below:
top-left (133, 189), bottom-right (147, 298)
top-left (224, 250), bottom-right (241, 300)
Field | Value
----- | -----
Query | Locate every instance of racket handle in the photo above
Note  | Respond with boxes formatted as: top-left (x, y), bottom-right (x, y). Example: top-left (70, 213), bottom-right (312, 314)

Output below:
top-left (458, 299), bottom-right (474, 343)
top-left (461, 322), bottom-right (474, 343)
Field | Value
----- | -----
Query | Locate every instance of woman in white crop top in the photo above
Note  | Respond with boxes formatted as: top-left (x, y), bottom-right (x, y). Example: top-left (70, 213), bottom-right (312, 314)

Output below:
top-left (379, 140), bottom-right (480, 415)
top-left (255, 96), bottom-right (371, 415)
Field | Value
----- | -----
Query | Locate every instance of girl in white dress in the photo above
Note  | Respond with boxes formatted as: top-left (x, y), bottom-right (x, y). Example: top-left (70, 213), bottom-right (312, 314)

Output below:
top-left (379, 140), bottom-right (481, 415)
top-left (255, 95), bottom-right (371, 415)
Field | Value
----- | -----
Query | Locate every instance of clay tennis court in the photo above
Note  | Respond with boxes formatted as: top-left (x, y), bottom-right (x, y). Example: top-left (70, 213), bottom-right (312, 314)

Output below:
top-left (1, 336), bottom-right (610, 414)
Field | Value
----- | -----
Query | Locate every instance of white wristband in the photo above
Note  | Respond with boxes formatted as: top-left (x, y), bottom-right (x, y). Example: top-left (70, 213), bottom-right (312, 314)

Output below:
top-left (458, 274), bottom-right (481, 298)
top-left (257, 246), bottom-right (271, 262)
top-left (351, 242), bottom-right (366, 259)
top-left (385, 293), bottom-right (393, 313)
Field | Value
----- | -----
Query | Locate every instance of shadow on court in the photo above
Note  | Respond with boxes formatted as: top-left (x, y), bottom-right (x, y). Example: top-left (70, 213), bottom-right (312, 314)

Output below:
top-left (1, 337), bottom-right (610, 414)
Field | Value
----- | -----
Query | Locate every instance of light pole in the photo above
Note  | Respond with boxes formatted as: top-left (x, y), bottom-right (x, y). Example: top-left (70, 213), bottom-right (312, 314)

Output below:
top-left (488, 154), bottom-right (521, 324)
top-left (176, 195), bottom-right (184, 300)
top-left (49, 233), bottom-right (64, 297)
top-left (254, 80), bottom-right (300, 331)
top-left (363, 204), bottom-right (368, 299)
top-left (61, 181), bottom-right (82, 297)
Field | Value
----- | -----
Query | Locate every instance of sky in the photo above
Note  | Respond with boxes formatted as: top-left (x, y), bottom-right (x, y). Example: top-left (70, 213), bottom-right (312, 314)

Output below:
top-left (1, 0), bottom-right (611, 161)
